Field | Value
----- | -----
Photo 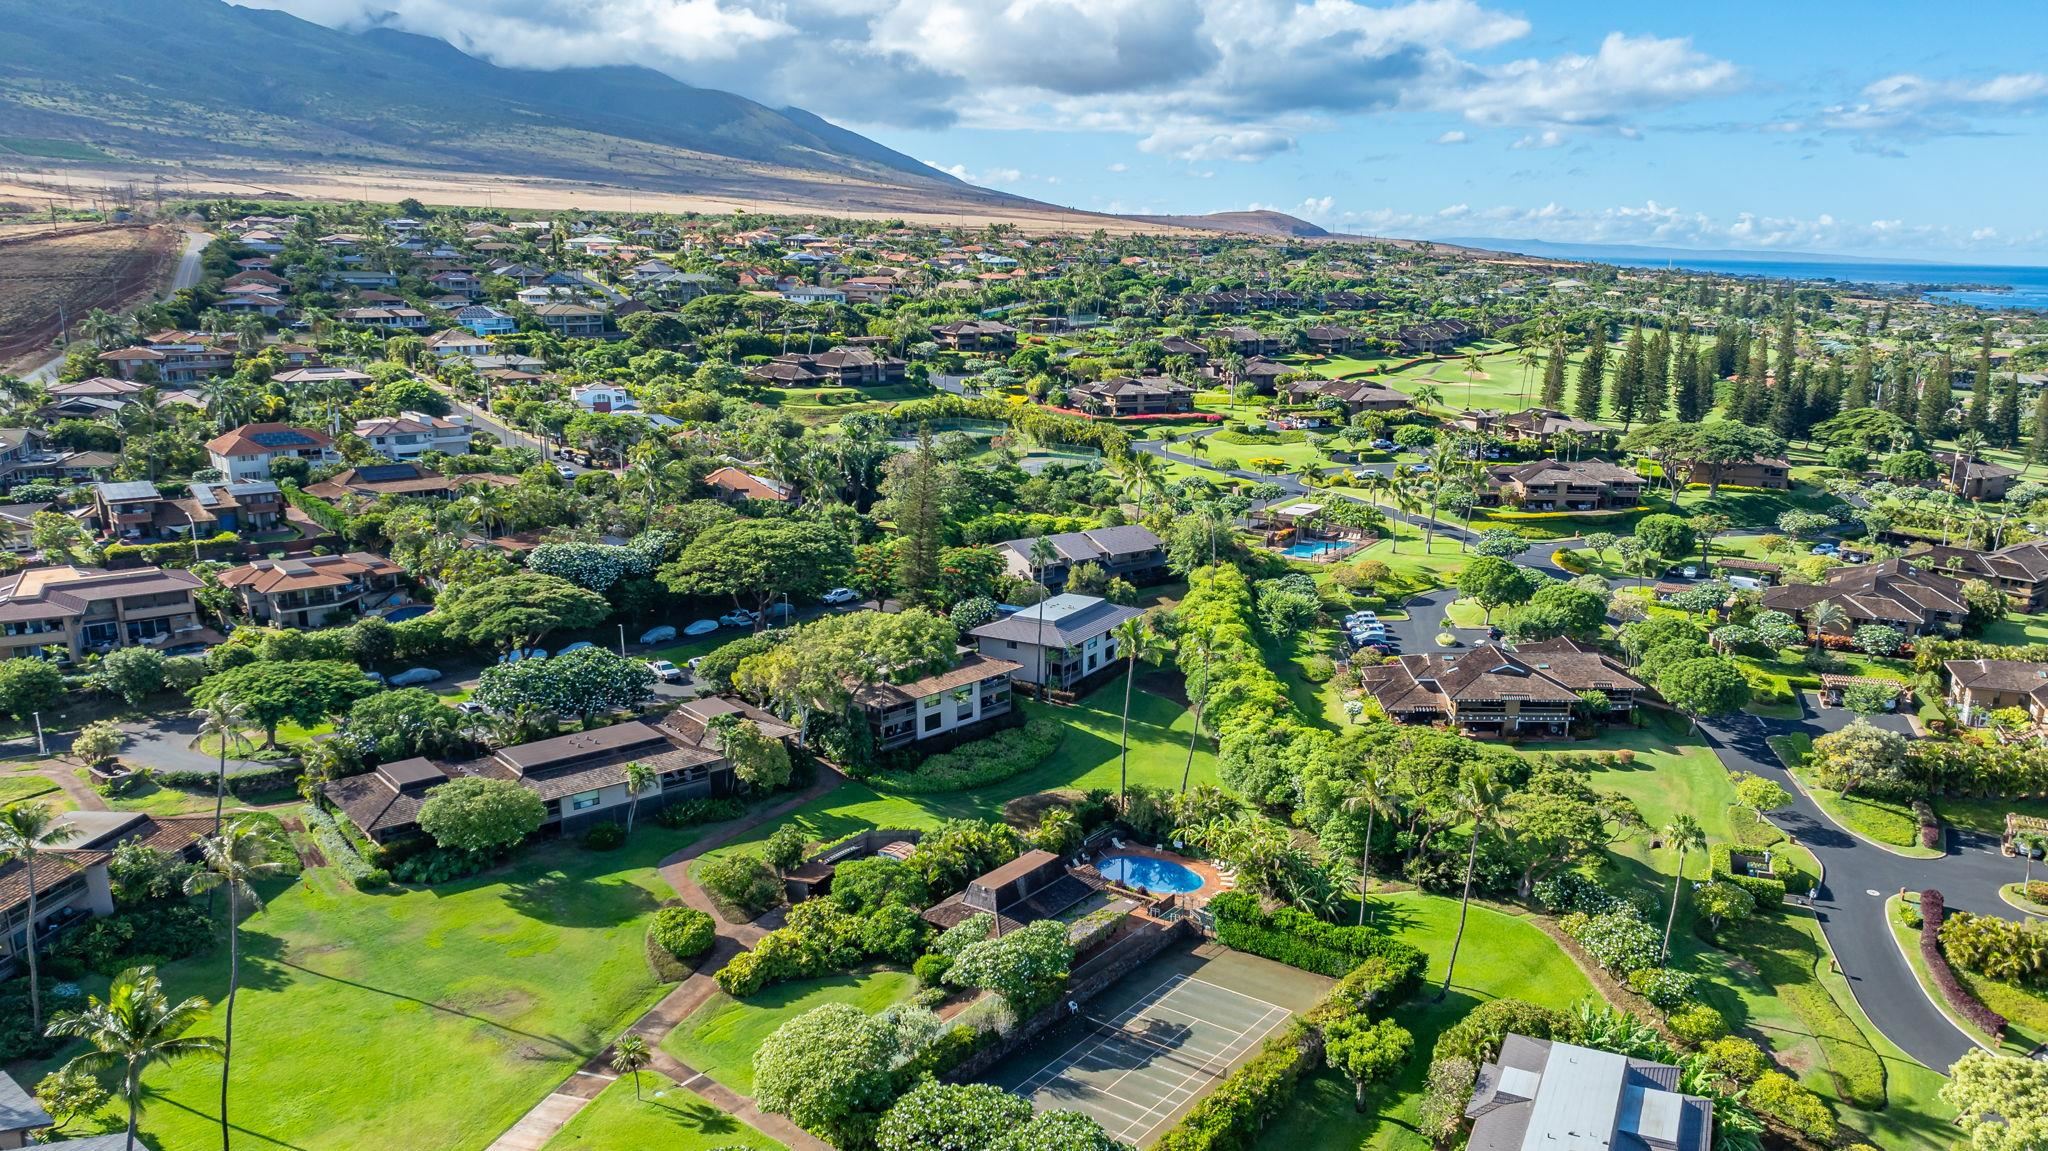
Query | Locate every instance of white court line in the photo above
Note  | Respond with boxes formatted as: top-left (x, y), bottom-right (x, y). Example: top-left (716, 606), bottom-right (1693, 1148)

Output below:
top-left (1105, 1005), bottom-right (1291, 1144)
top-left (1015, 974), bottom-right (1192, 1096)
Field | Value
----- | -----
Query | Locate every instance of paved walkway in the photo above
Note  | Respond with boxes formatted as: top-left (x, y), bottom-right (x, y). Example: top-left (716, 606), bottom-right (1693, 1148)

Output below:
top-left (1699, 699), bottom-right (2024, 1073)
top-left (486, 768), bottom-right (842, 1151)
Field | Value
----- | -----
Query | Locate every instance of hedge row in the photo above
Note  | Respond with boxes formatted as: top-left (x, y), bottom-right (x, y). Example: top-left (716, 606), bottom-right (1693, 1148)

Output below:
top-left (1708, 842), bottom-right (1809, 907)
top-left (302, 803), bottom-right (390, 890)
top-left (152, 765), bottom-right (301, 796)
top-left (1152, 1021), bottom-right (1320, 1151)
top-left (1920, 889), bottom-right (2008, 1040)
top-left (105, 530), bottom-right (242, 565)
top-left (1209, 890), bottom-right (1425, 987)
top-left (875, 716), bottom-right (1064, 793)
top-left (1176, 565), bottom-right (1293, 742)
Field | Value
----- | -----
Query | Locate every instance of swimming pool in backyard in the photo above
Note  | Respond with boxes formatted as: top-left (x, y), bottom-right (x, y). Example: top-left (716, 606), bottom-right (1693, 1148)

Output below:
top-left (1096, 854), bottom-right (1206, 895)
top-left (1280, 540), bottom-right (1347, 559)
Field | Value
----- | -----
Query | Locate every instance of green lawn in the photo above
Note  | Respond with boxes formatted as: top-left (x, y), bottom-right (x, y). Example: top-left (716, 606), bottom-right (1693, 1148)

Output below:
top-left (1939, 794), bottom-right (2048, 838)
top-left (646, 633), bottom-right (734, 667)
top-left (0, 772), bottom-right (59, 808)
top-left (1442, 598), bottom-right (1487, 629)
top-left (1532, 714), bottom-right (1736, 881)
top-left (1258, 891), bottom-right (1594, 1151)
top-left (663, 970), bottom-right (917, 1096)
top-left (699, 687), bottom-right (1218, 866)
top-left (542, 1074), bottom-right (787, 1150)
top-left (82, 770), bottom-right (296, 818)
top-left (1768, 734), bottom-right (1940, 857)
top-left (1887, 895), bottom-right (2044, 1057)
top-left (35, 832), bottom-right (697, 1150)
top-left (1978, 615), bottom-right (2048, 647)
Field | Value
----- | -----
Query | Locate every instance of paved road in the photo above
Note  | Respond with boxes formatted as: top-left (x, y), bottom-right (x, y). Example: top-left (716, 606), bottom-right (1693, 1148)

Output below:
top-left (1699, 702), bottom-right (2025, 1072)
top-left (24, 230), bottom-right (211, 384)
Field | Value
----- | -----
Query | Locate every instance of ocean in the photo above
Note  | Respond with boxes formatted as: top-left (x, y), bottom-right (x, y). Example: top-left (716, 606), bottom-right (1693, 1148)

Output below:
top-left (1551, 253), bottom-right (2048, 311)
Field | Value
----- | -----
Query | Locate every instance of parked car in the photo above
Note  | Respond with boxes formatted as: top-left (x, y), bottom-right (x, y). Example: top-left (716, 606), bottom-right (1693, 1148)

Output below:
top-left (387, 667), bottom-right (444, 687)
top-left (1371, 438), bottom-right (1396, 450)
top-left (639, 625), bottom-right (678, 645)
top-left (558, 641), bottom-right (596, 655)
top-left (683, 619), bottom-right (720, 637)
top-left (554, 464), bottom-right (577, 478)
top-left (646, 659), bottom-right (685, 683)
top-left (1809, 544), bottom-right (1837, 556)
top-left (821, 587), bottom-right (860, 605)
top-left (719, 609), bottom-right (757, 628)
top-left (1680, 565), bottom-right (1700, 579)
top-left (363, 670), bottom-right (386, 686)
top-left (456, 700), bottom-right (489, 716)
top-left (1347, 610), bottom-right (1379, 624)
top-left (498, 647), bottom-right (548, 664)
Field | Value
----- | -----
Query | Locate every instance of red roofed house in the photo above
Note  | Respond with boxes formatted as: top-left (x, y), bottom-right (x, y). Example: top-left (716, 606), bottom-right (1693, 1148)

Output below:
top-left (206, 423), bottom-right (335, 481)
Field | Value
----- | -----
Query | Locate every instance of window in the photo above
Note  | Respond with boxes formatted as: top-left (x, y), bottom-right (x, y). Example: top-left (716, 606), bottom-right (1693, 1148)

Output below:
top-left (922, 711), bottom-right (942, 732)
top-left (1005, 639), bottom-right (1017, 650)
top-left (569, 791), bottom-right (603, 812)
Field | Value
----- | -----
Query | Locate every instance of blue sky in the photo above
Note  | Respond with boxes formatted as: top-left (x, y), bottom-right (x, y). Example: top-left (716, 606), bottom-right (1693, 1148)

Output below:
top-left (241, 0), bottom-right (2048, 260)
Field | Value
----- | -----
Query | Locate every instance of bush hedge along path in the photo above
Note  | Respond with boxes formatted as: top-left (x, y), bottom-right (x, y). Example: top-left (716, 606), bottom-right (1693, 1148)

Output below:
top-left (485, 766), bottom-right (845, 1151)
top-left (1697, 699), bottom-right (2023, 1075)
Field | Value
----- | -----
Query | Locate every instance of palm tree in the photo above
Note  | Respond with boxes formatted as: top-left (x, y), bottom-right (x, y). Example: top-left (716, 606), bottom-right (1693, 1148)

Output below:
top-left (1344, 765), bottom-right (1394, 925)
top-left (1807, 599), bottom-right (1848, 644)
top-left (189, 696), bottom-right (251, 835)
top-left (611, 1033), bottom-right (652, 1099)
top-left (1437, 771), bottom-right (1503, 1002)
top-left (1517, 343), bottom-right (1540, 406)
top-left (183, 820), bottom-right (288, 1151)
top-left (1660, 815), bottom-right (1708, 961)
top-left (0, 802), bottom-right (78, 1032)
top-left (1179, 632), bottom-right (1211, 795)
top-left (1412, 383), bottom-right (1443, 414)
top-left (1111, 616), bottom-right (1156, 813)
top-left (1461, 353), bottom-right (1484, 410)
top-left (1028, 536), bottom-right (1059, 691)
top-left (47, 966), bottom-right (224, 1151)
top-left (622, 760), bottom-right (657, 835)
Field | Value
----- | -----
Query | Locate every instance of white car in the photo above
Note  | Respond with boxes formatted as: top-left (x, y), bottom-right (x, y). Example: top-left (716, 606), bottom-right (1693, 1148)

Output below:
top-left (554, 464), bottom-right (577, 478)
top-left (719, 609), bottom-right (757, 627)
top-left (821, 587), bottom-right (860, 605)
top-left (646, 659), bottom-right (685, 683)
top-left (683, 619), bottom-right (720, 637)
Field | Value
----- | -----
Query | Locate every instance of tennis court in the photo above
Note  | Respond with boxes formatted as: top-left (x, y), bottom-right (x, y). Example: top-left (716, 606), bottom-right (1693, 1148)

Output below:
top-left (1009, 974), bottom-right (1292, 1146)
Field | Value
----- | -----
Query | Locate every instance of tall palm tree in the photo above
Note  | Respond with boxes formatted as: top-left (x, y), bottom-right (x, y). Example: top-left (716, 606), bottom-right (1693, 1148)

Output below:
top-left (622, 760), bottom-right (657, 835)
top-left (1111, 616), bottom-right (1156, 813)
top-left (1344, 765), bottom-right (1394, 925)
top-left (1660, 815), bottom-right (1708, 961)
top-left (1179, 632), bottom-right (1211, 796)
top-left (1517, 343), bottom-right (1540, 406)
top-left (1412, 383), bottom-right (1443, 414)
top-left (1461, 353), bottom-right (1485, 410)
top-left (189, 696), bottom-right (250, 835)
top-left (0, 802), bottom-right (78, 1031)
top-left (183, 820), bottom-right (288, 1151)
top-left (1807, 599), bottom-right (1848, 643)
top-left (611, 1034), bottom-right (652, 1099)
top-left (1437, 771), bottom-right (1503, 1002)
top-left (1028, 536), bottom-right (1059, 691)
top-left (47, 966), bottom-right (224, 1151)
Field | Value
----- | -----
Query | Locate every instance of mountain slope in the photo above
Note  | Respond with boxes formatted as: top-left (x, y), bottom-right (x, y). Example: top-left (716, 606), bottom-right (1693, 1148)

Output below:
top-left (0, 0), bottom-right (1004, 203)
top-left (1126, 210), bottom-right (1334, 238)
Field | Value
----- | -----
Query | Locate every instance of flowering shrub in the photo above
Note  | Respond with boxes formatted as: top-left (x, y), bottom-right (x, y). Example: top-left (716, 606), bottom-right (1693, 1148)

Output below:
top-left (650, 907), bottom-right (715, 961)
top-left (1624, 967), bottom-right (1699, 1011)
top-left (1560, 908), bottom-right (1663, 976)
top-left (1921, 890), bottom-right (2008, 1040)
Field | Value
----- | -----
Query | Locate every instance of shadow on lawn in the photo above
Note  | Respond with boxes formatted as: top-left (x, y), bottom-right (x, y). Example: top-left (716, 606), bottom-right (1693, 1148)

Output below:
top-left (501, 867), bottom-right (660, 927)
top-left (657, 1094), bottom-right (744, 1137)
top-left (138, 1089), bottom-right (315, 1151)
top-left (267, 955), bottom-right (585, 1055)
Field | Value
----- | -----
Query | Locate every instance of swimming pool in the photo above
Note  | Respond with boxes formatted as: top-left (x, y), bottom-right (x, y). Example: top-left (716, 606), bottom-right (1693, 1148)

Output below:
top-left (384, 605), bottom-right (433, 623)
top-left (1096, 854), bottom-right (1205, 895)
top-left (1280, 540), bottom-right (1346, 559)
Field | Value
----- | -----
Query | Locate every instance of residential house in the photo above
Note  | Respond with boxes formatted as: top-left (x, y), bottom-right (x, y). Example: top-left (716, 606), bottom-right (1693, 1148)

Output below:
top-left (0, 565), bottom-right (205, 660)
top-left (1460, 407), bottom-right (1610, 451)
top-left (1760, 558), bottom-right (1968, 636)
top-left (491, 263), bottom-right (550, 287)
top-left (838, 276), bottom-right (900, 305)
top-left (427, 269), bottom-right (483, 299)
top-left (1464, 1035), bottom-right (1712, 1151)
top-left (91, 480), bottom-right (166, 540)
top-left (1158, 335), bottom-right (1212, 364)
top-left (571, 384), bottom-right (636, 413)
top-left (852, 651), bottom-right (1022, 752)
top-left (1396, 318), bottom-right (1477, 355)
top-left (1935, 452), bottom-right (2020, 501)
top-left (218, 553), bottom-right (406, 628)
top-left (1666, 453), bottom-right (1791, 490)
top-left (338, 306), bottom-right (430, 331)
top-left (530, 302), bottom-right (607, 337)
top-left (353, 412), bottom-right (473, 461)
top-left (175, 479), bottom-right (285, 536)
top-left (930, 320), bottom-right (1017, 351)
top-left (782, 285), bottom-right (846, 305)
top-left (271, 366), bottom-right (374, 390)
top-left (457, 721), bottom-right (735, 835)
top-left (0, 1068), bottom-right (51, 1147)
top-left (456, 305), bottom-right (518, 336)
top-left (1483, 459), bottom-right (1645, 510)
top-left (98, 332), bottom-right (236, 383)
top-left (1945, 659), bottom-right (2048, 727)
top-left (994, 526), bottom-right (1168, 590)
top-left (791, 346), bottom-right (907, 386)
top-left (969, 594), bottom-right (1144, 691)
top-left (1358, 642), bottom-right (1645, 735)
top-left (1066, 376), bottom-right (1195, 417)
top-left (1915, 541), bottom-right (2048, 612)
top-left (425, 328), bottom-right (491, 359)
top-left (704, 465), bottom-right (792, 503)
top-left (0, 502), bottom-right (50, 552)
top-left (1286, 377), bottom-right (1411, 414)
top-left (1211, 326), bottom-right (1279, 356)
top-left (1303, 324), bottom-right (1364, 354)
top-left (206, 423), bottom-right (335, 481)
top-left (306, 463), bottom-right (512, 505)
top-left (1, 811), bottom-right (211, 980)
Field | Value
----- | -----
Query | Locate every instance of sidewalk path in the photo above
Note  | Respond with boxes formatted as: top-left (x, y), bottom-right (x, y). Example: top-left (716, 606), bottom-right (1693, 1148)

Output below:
top-left (487, 767), bottom-right (842, 1151)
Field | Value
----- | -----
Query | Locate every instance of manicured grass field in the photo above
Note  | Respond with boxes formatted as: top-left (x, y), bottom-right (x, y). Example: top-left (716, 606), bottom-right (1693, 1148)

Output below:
top-left (663, 970), bottom-right (918, 1096)
top-left (1442, 598), bottom-right (1487, 629)
top-left (542, 1074), bottom-right (787, 1150)
top-left (0, 772), bottom-right (59, 808)
top-left (1534, 715), bottom-right (1736, 881)
top-left (1258, 891), bottom-right (1594, 1151)
top-left (698, 686), bottom-right (1219, 865)
top-left (1978, 615), bottom-right (2048, 647)
top-left (1939, 793), bottom-right (2048, 837)
top-left (1769, 734), bottom-right (1940, 857)
top-left (1886, 895), bottom-right (2043, 1057)
top-left (38, 833), bottom-right (695, 1150)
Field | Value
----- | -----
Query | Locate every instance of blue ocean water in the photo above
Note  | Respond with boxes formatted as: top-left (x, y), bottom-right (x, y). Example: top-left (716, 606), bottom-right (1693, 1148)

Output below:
top-left (1573, 255), bottom-right (2048, 310)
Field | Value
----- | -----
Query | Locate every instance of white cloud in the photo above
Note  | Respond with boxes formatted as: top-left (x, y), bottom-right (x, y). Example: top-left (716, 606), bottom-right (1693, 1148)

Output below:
top-left (1820, 70), bottom-right (2048, 139)
top-left (1512, 130), bottom-right (1563, 149)
top-left (228, 0), bottom-right (1740, 158)
top-left (1435, 129), bottom-right (1468, 144)
top-left (1106, 162), bottom-right (1129, 172)
top-left (920, 160), bottom-right (1026, 185)
top-left (1309, 195), bottom-right (2042, 255)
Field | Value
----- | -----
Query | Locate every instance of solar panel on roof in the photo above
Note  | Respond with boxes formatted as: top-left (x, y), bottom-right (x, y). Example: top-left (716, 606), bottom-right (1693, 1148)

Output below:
top-left (357, 464), bottom-right (420, 482)
top-left (251, 431), bottom-right (314, 447)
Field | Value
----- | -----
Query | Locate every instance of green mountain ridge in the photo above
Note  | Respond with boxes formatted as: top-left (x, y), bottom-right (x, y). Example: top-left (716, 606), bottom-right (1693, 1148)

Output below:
top-left (0, 0), bottom-right (1004, 202)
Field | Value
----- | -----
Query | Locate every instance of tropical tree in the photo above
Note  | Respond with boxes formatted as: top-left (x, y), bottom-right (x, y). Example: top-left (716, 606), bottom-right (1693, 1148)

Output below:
top-left (1112, 615), bottom-right (1156, 812)
top-left (183, 819), bottom-right (288, 1151)
top-left (1028, 535), bottom-right (1059, 687)
top-left (622, 760), bottom-right (657, 835)
top-left (1413, 383), bottom-right (1443, 414)
top-left (189, 695), bottom-right (251, 834)
top-left (46, 966), bottom-right (225, 1151)
top-left (1660, 815), bottom-right (1707, 961)
top-left (0, 802), bottom-right (77, 1032)
top-left (1438, 770), bottom-right (1504, 1001)
top-left (610, 1033), bottom-right (652, 1100)
top-left (1345, 764), bottom-right (1395, 924)
top-left (1806, 599), bottom-right (1848, 640)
